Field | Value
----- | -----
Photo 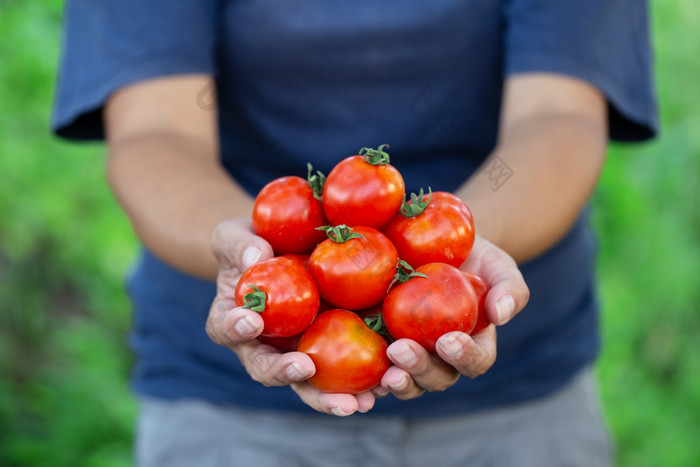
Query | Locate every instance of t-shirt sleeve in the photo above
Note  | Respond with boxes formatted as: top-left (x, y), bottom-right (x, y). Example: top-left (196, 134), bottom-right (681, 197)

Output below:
top-left (503, 0), bottom-right (658, 141)
top-left (51, 0), bottom-right (218, 141)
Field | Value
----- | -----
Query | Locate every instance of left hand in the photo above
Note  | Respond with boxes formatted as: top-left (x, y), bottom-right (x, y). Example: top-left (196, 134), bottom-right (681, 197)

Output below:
top-left (206, 219), bottom-right (378, 416)
top-left (378, 235), bottom-right (529, 400)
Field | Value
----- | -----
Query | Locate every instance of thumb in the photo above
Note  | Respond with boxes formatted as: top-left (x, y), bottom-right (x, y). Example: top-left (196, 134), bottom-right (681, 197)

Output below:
top-left (211, 219), bottom-right (274, 272)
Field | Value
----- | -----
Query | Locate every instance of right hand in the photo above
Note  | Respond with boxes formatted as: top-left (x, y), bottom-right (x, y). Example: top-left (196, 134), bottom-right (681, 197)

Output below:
top-left (205, 219), bottom-right (379, 416)
top-left (380, 235), bottom-right (529, 400)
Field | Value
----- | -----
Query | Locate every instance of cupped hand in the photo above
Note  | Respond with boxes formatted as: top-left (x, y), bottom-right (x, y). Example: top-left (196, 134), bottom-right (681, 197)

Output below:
top-left (205, 219), bottom-right (376, 415)
top-left (381, 235), bottom-right (529, 399)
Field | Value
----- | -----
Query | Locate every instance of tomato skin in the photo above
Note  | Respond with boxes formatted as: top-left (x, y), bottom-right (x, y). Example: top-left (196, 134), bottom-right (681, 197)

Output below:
top-left (383, 263), bottom-right (478, 353)
top-left (462, 271), bottom-right (491, 334)
top-left (298, 309), bottom-right (391, 394)
top-left (308, 226), bottom-right (398, 310)
top-left (322, 156), bottom-right (405, 229)
top-left (252, 176), bottom-right (327, 254)
top-left (234, 257), bottom-right (319, 337)
top-left (383, 191), bottom-right (475, 269)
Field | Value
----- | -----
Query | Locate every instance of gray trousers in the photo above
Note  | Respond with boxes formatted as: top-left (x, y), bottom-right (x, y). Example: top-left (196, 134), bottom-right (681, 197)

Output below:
top-left (136, 367), bottom-right (613, 467)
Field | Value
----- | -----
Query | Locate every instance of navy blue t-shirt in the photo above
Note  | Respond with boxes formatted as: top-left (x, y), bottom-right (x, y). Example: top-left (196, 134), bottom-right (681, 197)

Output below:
top-left (52, 0), bottom-right (657, 417)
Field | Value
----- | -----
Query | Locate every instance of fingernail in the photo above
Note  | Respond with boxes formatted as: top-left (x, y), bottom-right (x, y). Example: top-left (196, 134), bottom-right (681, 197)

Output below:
top-left (390, 344), bottom-right (417, 368)
top-left (495, 295), bottom-right (515, 324)
top-left (242, 246), bottom-right (263, 269)
top-left (438, 335), bottom-right (463, 359)
top-left (373, 387), bottom-right (390, 397)
top-left (235, 315), bottom-right (261, 336)
top-left (331, 407), bottom-right (352, 417)
top-left (285, 362), bottom-right (311, 381)
top-left (388, 376), bottom-right (409, 392)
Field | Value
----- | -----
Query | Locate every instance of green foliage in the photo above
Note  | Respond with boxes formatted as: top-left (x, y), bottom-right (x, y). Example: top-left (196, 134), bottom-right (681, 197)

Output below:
top-left (592, 1), bottom-right (700, 465)
top-left (0, 1), bottom-right (137, 466)
top-left (0, 0), bottom-right (698, 466)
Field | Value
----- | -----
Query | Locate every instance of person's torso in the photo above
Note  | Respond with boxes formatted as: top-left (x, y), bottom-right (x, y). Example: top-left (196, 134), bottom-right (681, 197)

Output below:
top-left (216, 0), bottom-right (504, 193)
top-left (129, 0), bottom-right (600, 416)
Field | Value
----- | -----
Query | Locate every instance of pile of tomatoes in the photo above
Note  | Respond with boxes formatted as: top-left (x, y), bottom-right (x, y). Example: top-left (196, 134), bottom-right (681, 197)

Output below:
top-left (237, 145), bottom-right (491, 394)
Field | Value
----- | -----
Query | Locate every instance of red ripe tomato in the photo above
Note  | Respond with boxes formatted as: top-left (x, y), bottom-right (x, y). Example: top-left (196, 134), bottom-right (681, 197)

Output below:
top-left (322, 145), bottom-right (405, 229)
top-left (309, 225), bottom-right (398, 310)
top-left (383, 262), bottom-right (478, 352)
top-left (252, 167), bottom-right (327, 254)
top-left (462, 271), bottom-right (490, 334)
top-left (298, 309), bottom-right (391, 394)
top-left (234, 257), bottom-right (319, 337)
top-left (383, 189), bottom-right (475, 269)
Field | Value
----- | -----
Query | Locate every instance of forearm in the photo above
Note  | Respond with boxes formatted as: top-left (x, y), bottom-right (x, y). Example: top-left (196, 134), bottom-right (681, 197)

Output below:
top-left (107, 131), bottom-right (254, 280)
top-left (457, 112), bottom-right (607, 263)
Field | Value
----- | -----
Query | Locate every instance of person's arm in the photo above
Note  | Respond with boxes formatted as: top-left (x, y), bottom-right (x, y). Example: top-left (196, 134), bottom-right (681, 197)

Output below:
top-left (458, 73), bottom-right (607, 264)
top-left (104, 75), bottom-right (367, 415)
top-left (104, 74), bottom-right (260, 280)
top-left (382, 73), bottom-right (605, 399)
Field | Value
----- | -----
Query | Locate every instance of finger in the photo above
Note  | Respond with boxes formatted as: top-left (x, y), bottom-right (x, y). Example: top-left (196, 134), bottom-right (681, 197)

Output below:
top-left (290, 382), bottom-right (363, 416)
top-left (464, 236), bottom-right (530, 325)
top-left (484, 271), bottom-right (529, 325)
top-left (435, 328), bottom-right (497, 378)
top-left (206, 302), bottom-right (264, 347)
top-left (211, 219), bottom-right (274, 272)
top-left (355, 391), bottom-right (376, 413)
top-left (235, 347), bottom-right (316, 387)
top-left (386, 339), bottom-right (459, 392)
top-left (372, 385), bottom-right (390, 398)
top-left (380, 366), bottom-right (425, 400)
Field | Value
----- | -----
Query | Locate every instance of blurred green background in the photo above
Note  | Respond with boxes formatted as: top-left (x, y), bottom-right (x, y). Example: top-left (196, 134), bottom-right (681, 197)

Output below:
top-left (1, 1), bottom-right (698, 466)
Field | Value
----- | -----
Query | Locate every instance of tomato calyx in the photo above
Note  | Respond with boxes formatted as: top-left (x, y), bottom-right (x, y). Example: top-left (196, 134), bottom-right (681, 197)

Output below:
top-left (388, 259), bottom-right (428, 290)
top-left (306, 163), bottom-right (326, 201)
top-left (364, 313), bottom-right (394, 343)
top-left (242, 285), bottom-right (267, 312)
top-left (399, 187), bottom-right (432, 218)
top-left (358, 144), bottom-right (391, 166)
top-left (316, 224), bottom-right (365, 243)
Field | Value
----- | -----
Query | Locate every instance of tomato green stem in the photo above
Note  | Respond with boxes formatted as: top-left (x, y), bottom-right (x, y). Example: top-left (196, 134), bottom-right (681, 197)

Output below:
top-left (364, 313), bottom-right (384, 333)
top-left (243, 285), bottom-right (266, 312)
top-left (307, 163), bottom-right (326, 201)
top-left (388, 259), bottom-right (428, 291)
top-left (400, 187), bottom-right (432, 218)
top-left (316, 225), bottom-right (365, 243)
top-left (358, 144), bottom-right (391, 165)
top-left (364, 313), bottom-right (394, 343)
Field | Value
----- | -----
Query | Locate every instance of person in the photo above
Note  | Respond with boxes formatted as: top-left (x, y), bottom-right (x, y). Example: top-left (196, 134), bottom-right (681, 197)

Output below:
top-left (52, 0), bottom-right (657, 465)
